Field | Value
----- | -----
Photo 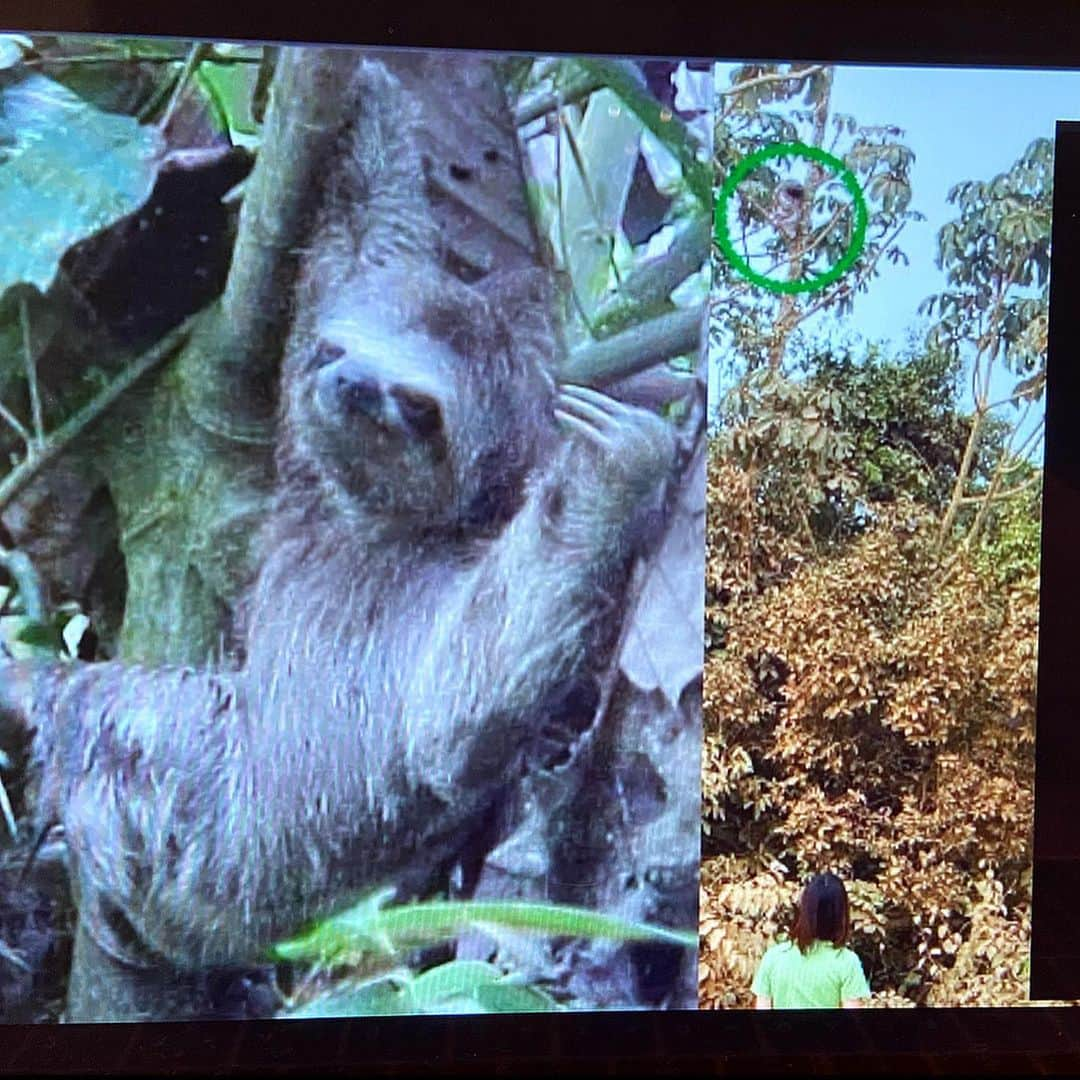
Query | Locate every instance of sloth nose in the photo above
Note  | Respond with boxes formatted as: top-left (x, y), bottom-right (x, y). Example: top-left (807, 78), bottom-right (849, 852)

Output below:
top-left (337, 372), bottom-right (383, 418)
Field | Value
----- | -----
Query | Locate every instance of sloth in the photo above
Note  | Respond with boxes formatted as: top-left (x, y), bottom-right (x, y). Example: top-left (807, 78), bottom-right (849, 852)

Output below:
top-left (0, 57), bottom-right (677, 1021)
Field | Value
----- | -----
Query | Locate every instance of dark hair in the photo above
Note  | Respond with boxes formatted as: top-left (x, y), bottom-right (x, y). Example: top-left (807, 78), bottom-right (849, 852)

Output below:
top-left (792, 872), bottom-right (850, 953)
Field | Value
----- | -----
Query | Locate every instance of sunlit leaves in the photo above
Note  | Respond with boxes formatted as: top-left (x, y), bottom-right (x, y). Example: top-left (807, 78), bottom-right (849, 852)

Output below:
top-left (705, 63), bottom-right (1042, 1015)
top-left (926, 138), bottom-right (1052, 374)
top-left (195, 44), bottom-right (265, 149)
top-left (701, 443), bottom-right (1038, 1007)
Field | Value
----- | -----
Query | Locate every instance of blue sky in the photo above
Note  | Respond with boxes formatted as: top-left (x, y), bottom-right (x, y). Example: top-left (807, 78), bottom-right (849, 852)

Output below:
top-left (824, 63), bottom-right (1079, 349)
top-left (713, 62), bottom-right (1080, 455)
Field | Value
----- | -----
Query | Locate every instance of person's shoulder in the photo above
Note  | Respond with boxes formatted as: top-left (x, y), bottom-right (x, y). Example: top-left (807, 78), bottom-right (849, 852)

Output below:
top-left (837, 945), bottom-right (866, 968)
top-left (764, 939), bottom-right (795, 959)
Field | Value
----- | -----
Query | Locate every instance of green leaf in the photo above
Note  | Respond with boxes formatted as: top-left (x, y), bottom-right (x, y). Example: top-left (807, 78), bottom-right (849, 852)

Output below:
top-left (284, 973), bottom-right (413, 1018)
top-left (0, 35), bottom-right (31, 70)
top-left (475, 981), bottom-right (561, 1013)
top-left (0, 72), bottom-right (163, 300)
top-left (410, 960), bottom-right (503, 1010)
top-left (13, 620), bottom-right (63, 653)
top-left (196, 60), bottom-right (262, 148)
top-left (272, 890), bottom-right (696, 969)
top-left (273, 886), bottom-right (398, 966)
top-left (576, 58), bottom-right (711, 208)
top-left (555, 85), bottom-right (643, 318)
top-left (281, 960), bottom-right (563, 1018)
top-left (413, 960), bottom-right (562, 1014)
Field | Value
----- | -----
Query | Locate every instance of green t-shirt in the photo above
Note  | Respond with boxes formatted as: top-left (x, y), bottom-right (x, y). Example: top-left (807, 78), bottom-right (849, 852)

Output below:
top-left (751, 939), bottom-right (870, 1009)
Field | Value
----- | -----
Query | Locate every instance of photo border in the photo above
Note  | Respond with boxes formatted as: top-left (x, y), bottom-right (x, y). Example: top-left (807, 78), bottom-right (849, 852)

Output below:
top-left (3, 0), bottom-right (1080, 1073)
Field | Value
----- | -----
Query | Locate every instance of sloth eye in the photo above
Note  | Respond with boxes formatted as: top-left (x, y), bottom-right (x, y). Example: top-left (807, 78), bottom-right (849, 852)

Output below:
top-left (311, 340), bottom-right (346, 369)
top-left (391, 388), bottom-right (442, 439)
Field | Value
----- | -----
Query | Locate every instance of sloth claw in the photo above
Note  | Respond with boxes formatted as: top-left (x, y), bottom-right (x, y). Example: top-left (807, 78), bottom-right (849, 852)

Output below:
top-left (556, 385), bottom-right (675, 498)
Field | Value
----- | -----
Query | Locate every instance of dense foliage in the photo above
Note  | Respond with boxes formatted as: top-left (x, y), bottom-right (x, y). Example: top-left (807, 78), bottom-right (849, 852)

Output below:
top-left (702, 63), bottom-right (1046, 1008)
top-left (700, 447), bottom-right (1037, 1007)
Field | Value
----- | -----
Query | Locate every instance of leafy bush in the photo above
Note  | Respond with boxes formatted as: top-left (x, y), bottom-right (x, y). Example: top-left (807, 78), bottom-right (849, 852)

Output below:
top-left (701, 453), bottom-right (1037, 1007)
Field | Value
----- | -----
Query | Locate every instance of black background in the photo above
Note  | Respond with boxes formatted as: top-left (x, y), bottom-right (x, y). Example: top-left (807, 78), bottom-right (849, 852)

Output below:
top-left (1031, 120), bottom-right (1080, 1004)
top-left (4, 0), bottom-right (1080, 1074)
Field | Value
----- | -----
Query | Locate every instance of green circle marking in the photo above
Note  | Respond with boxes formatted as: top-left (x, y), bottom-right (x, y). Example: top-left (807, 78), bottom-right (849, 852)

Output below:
top-left (714, 141), bottom-right (868, 295)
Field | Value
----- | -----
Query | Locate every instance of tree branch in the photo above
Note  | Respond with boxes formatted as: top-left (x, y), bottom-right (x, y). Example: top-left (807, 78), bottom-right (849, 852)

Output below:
top-left (0, 316), bottom-right (195, 515)
top-left (960, 416), bottom-right (1044, 550)
top-left (559, 305), bottom-right (703, 386)
top-left (957, 472), bottom-right (1041, 506)
top-left (767, 216), bottom-right (907, 341)
top-left (766, 69), bottom-right (833, 369)
top-left (18, 296), bottom-right (43, 449)
top-left (514, 65), bottom-right (606, 127)
top-left (606, 366), bottom-right (699, 411)
top-left (0, 400), bottom-right (30, 447)
top-left (24, 49), bottom-right (261, 68)
top-left (938, 268), bottom-right (1022, 548)
top-left (719, 65), bottom-right (825, 99)
top-left (193, 47), bottom-right (360, 438)
top-left (156, 41), bottom-right (213, 131)
top-left (592, 213), bottom-right (710, 335)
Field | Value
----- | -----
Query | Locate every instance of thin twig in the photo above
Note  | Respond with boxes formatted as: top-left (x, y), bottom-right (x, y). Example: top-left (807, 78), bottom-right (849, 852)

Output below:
top-left (514, 66), bottom-right (605, 127)
top-left (135, 61), bottom-right (185, 124)
top-left (559, 106), bottom-right (623, 292)
top-left (18, 296), bottom-right (43, 449)
top-left (0, 542), bottom-right (44, 842)
top-left (0, 779), bottom-right (16, 843)
top-left (985, 378), bottom-right (1046, 413)
top-left (957, 472), bottom-right (1042, 506)
top-left (0, 399), bottom-right (30, 446)
top-left (158, 41), bottom-right (213, 133)
top-left (796, 219), bottom-right (908, 327)
top-left (1008, 414), bottom-right (1045, 463)
top-left (555, 106), bottom-right (594, 332)
top-left (961, 415), bottom-right (1044, 549)
top-left (805, 201), bottom-right (848, 259)
top-left (727, 200), bottom-right (850, 306)
top-left (939, 266), bottom-right (1022, 548)
top-left (0, 316), bottom-right (196, 515)
top-left (0, 936), bottom-right (26, 967)
top-left (23, 50), bottom-right (258, 68)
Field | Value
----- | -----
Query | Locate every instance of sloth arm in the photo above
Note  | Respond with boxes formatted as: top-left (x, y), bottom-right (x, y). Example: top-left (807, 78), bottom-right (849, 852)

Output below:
top-left (0, 655), bottom-right (271, 967)
top-left (403, 386), bottom-right (673, 799)
top-left (0, 393), bottom-right (673, 970)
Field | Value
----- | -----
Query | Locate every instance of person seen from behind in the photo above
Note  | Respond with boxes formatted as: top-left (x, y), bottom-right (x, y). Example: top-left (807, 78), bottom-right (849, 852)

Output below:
top-left (751, 871), bottom-right (871, 1008)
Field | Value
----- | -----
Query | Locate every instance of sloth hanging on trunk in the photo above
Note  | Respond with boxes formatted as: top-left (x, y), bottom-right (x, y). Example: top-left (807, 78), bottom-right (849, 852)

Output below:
top-left (0, 55), bottom-right (680, 1020)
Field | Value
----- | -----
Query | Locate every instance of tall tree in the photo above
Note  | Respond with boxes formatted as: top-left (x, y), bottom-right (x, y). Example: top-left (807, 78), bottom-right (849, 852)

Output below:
top-left (921, 137), bottom-right (1051, 550)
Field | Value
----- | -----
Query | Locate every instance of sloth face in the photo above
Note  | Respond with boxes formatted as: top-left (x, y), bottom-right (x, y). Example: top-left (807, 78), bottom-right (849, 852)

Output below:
top-left (296, 309), bottom-right (463, 524)
top-left (284, 273), bottom-right (547, 536)
top-left (312, 342), bottom-right (446, 447)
